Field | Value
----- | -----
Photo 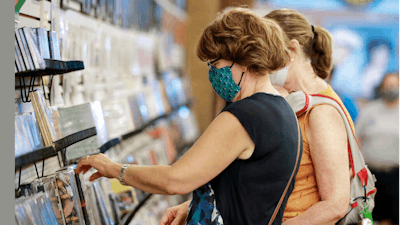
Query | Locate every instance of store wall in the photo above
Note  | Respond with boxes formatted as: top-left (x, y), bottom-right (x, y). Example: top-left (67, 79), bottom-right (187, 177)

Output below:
top-left (185, 0), bottom-right (254, 133)
top-left (185, 0), bottom-right (220, 134)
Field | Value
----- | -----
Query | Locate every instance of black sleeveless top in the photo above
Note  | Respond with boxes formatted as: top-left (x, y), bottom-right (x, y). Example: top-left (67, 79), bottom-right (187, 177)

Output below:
top-left (209, 92), bottom-right (302, 225)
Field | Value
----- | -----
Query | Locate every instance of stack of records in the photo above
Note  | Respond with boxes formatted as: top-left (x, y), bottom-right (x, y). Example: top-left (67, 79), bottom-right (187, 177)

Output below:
top-left (87, 180), bottom-right (115, 225)
top-left (15, 114), bottom-right (35, 157)
top-left (31, 167), bottom-right (89, 225)
top-left (15, 192), bottom-right (59, 225)
top-left (48, 107), bottom-right (63, 140)
top-left (29, 90), bottom-right (56, 147)
top-left (15, 111), bottom-right (45, 156)
top-left (15, 27), bottom-right (61, 73)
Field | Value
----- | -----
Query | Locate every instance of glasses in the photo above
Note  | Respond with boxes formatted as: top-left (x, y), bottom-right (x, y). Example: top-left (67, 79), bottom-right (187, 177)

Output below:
top-left (207, 58), bottom-right (221, 71)
top-left (207, 57), bottom-right (234, 71)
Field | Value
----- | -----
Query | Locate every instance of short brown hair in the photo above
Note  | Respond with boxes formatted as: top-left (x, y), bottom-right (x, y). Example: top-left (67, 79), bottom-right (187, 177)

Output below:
top-left (265, 9), bottom-right (333, 79)
top-left (197, 7), bottom-right (291, 76)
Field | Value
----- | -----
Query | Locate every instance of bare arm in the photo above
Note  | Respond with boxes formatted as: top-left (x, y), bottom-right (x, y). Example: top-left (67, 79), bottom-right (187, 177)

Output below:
top-left (75, 111), bottom-right (255, 195)
top-left (213, 93), bottom-right (226, 118)
top-left (283, 105), bottom-right (350, 225)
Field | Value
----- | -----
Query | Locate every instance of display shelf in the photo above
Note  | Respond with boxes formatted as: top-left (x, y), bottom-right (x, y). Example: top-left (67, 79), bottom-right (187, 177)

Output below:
top-left (15, 127), bottom-right (97, 171)
top-left (119, 140), bottom-right (195, 225)
top-left (99, 138), bottom-right (121, 154)
top-left (15, 59), bottom-right (85, 77)
top-left (119, 193), bottom-right (153, 225)
top-left (15, 100), bottom-right (194, 170)
top-left (53, 127), bottom-right (97, 150)
top-left (121, 99), bottom-right (194, 141)
top-left (15, 146), bottom-right (56, 171)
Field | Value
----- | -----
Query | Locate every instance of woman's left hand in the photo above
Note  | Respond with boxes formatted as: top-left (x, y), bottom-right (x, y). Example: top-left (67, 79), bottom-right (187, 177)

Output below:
top-left (74, 153), bottom-right (122, 182)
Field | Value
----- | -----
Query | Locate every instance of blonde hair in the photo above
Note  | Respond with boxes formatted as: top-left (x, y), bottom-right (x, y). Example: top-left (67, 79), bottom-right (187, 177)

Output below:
top-left (265, 9), bottom-right (333, 79)
top-left (197, 7), bottom-right (291, 75)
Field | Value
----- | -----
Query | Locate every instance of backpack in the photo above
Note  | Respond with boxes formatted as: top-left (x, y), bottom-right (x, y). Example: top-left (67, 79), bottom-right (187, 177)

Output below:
top-left (285, 91), bottom-right (377, 225)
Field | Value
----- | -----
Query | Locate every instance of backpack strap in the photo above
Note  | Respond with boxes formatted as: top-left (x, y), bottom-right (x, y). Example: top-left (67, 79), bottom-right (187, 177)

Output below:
top-left (268, 114), bottom-right (302, 225)
top-left (285, 91), bottom-right (367, 180)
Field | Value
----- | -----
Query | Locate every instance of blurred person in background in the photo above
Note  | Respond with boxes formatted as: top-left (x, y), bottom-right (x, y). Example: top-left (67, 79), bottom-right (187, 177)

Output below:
top-left (265, 9), bottom-right (352, 225)
top-left (355, 72), bottom-right (399, 225)
top-left (360, 40), bottom-right (392, 101)
top-left (329, 28), bottom-right (365, 122)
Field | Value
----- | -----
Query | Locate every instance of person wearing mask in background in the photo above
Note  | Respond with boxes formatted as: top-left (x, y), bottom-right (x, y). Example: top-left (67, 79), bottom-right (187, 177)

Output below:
top-left (75, 7), bottom-right (302, 225)
top-left (264, 9), bottom-right (352, 225)
top-left (160, 8), bottom-right (351, 225)
top-left (355, 72), bottom-right (399, 225)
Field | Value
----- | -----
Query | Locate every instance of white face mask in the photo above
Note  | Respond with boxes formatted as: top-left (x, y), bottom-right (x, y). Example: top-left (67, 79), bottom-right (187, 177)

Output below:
top-left (270, 66), bottom-right (289, 87)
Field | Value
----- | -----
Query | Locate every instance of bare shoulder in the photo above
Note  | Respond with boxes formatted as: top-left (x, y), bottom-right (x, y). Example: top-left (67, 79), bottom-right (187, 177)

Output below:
top-left (307, 104), bottom-right (347, 138)
top-left (308, 104), bottom-right (344, 125)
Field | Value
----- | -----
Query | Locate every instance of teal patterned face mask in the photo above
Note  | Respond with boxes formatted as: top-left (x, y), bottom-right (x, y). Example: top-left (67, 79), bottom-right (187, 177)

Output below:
top-left (208, 58), bottom-right (244, 102)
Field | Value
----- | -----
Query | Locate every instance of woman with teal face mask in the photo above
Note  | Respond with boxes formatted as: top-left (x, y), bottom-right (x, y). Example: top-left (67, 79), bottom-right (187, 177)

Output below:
top-left (159, 7), bottom-right (303, 225)
top-left (75, 7), bottom-right (302, 225)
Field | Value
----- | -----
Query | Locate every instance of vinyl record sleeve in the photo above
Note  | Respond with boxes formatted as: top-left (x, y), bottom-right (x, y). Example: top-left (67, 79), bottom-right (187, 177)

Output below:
top-left (35, 27), bottom-right (51, 59)
top-left (58, 103), bottom-right (100, 162)
top-left (23, 27), bottom-right (45, 70)
top-left (93, 180), bottom-right (113, 225)
top-left (20, 28), bottom-right (39, 71)
top-left (48, 31), bottom-right (62, 60)
top-left (101, 98), bottom-right (135, 139)
top-left (16, 28), bottom-right (33, 71)
top-left (14, 35), bottom-right (24, 72)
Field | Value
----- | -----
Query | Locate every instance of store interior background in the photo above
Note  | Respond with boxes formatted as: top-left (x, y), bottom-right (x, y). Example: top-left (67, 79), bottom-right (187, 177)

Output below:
top-left (14, 0), bottom-right (399, 224)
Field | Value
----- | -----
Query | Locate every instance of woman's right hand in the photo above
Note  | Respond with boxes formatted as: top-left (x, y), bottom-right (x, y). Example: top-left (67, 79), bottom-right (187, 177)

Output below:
top-left (160, 200), bottom-right (191, 225)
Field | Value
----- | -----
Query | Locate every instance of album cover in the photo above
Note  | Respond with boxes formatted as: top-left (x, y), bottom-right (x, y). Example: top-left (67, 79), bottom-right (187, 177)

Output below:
top-left (93, 180), bottom-right (114, 225)
top-left (128, 94), bottom-right (145, 130)
top-left (26, 112), bottom-right (45, 150)
top-left (48, 31), bottom-right (61, 60)
top-left (14, 35), bottom-right (24, 72)
top-left (136, 92), bottom-right (150, 124)
top-left (15, 30), bottom-right (30, 71)
top-left (101, 98), bottom-right (135, 139)
top-left (86, 184), bottom-right (103, 225)
top-left (31, 176), bottom-right (66, 224)
top-left (16, 28), bottom-right (34, 71)
top-left (55, 168), bottom-right (86, 225)
top-left (106, 0), bottom-right (114, 21)
top-left (24, 27), bottom-right (46, 70)
top-left (35, 27), bottom-right (51, 60)
top-left (20, 28), bottom-right (39, 71)
top-left (29, 90), bottom-right (55, 147)
top-left (48, 107), bottom-right (63, 140)
top-left (15, 115), bottom-right (34, 156)
top-left (58, 103), bottom-right (101, 162)
top-left (36, 193), bottom-right (59, 225)
top-left (22, 114), bottom-right (36, 151)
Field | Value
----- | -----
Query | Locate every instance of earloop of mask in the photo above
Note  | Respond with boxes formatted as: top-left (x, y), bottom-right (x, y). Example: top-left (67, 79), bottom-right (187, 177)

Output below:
top-left (238, 71), bottom-right (245, 86)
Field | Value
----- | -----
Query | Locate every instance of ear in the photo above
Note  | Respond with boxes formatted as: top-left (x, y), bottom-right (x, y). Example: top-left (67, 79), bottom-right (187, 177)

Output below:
top-left (289, 39), bottom-right (301, 59)
top-left (242, 66), bottom-right (248, 73)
